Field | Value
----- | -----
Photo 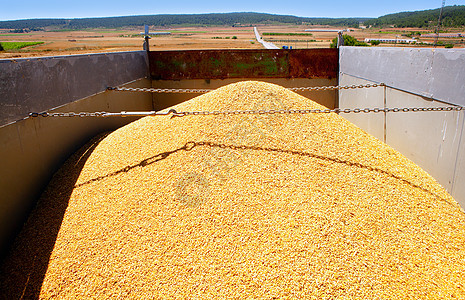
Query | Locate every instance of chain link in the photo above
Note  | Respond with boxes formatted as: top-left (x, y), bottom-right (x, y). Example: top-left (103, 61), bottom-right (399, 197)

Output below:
top-left (171, 106), bottom-right (463, 117)
top-left (29, 106), bottom-right (464, 119)
top-left (289, 83), bottom-right (384, 92)
top-left (29, 112), bottom-right (108, 118)
top-left (107, 87), bottom-right (214, 93)
top-left (108, 83), bottom-right (386, 94)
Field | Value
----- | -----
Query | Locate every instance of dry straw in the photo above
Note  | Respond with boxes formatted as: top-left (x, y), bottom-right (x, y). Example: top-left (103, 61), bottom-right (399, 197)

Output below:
top-left (1, 81), bottom-right (464, 299)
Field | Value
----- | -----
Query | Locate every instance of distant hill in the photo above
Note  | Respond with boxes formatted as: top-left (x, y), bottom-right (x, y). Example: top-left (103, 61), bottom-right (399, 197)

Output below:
top-left (2, 7), bottom-right (463, 31)
top-left (364, 5), bottom-right (465, 28)
top-left (0, 12), bottom-right (369, 30)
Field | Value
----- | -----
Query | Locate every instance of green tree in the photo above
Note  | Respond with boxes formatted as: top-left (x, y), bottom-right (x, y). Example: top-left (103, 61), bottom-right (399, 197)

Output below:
top-left (370, 40), bottom-right (381, 46)
top-left (364, 5), bottom-right (465, 28)
top-left (330, 34), bottom-right (368, 48)
top-left (0, 43), bottom-right (3, 51)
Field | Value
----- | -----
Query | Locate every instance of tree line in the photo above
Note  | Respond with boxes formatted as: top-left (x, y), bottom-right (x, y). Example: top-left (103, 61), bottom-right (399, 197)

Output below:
top-left (364, 5), bottom-right (465, 28)
top-left (2, 7), bottom-right (464, 31)
top-left (0, 13), bottom-right (367, 30)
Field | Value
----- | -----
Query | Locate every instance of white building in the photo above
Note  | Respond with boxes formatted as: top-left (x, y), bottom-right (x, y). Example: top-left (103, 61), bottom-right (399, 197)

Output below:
top-left (421, 33), bottom-right (463, 38)
top-left (364, 38), bottom-right (416, 44)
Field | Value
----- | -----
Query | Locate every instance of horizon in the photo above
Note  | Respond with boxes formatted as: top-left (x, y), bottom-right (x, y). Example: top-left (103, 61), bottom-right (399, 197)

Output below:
top-left (1, 1), bottom-right (464, 22)
top-left (0, 12), bottom-right (375, 23)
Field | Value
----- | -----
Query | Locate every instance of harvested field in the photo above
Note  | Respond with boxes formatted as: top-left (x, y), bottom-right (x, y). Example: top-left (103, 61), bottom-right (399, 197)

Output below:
top-left (1, 81), bottom-right (465, 298)
top-left (1, 25), bottom-right (463, 59)
top-left (0, 26), bottom-right (263, 59)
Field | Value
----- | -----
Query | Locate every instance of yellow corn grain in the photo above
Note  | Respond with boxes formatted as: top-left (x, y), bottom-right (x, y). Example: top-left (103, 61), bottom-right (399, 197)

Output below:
top-left (1, 81), bottom-right (464, 299)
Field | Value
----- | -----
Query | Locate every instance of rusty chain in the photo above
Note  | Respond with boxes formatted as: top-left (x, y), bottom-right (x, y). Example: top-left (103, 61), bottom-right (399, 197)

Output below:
top-left (29, 106), bottom-right (464, 119)
top-left (171, 106), bottom-right (464, 117)
top-left (29, 111), bottom-right (107, 118)
top-left (107, 83), bottom-right (385, 93)
top-left (107, 87), bottom-right (214, 93)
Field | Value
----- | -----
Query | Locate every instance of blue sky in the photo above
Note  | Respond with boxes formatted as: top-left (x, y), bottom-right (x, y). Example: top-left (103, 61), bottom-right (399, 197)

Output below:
top-left (0, 0), bottom-right (463, 21)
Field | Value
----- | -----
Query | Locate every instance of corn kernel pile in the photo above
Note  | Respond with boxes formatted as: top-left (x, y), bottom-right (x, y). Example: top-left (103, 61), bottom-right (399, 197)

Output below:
top-left (1, 81), bottom-right (465, 299)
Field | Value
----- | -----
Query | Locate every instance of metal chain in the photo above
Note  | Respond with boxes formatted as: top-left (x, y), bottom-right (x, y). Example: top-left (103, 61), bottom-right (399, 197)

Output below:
top-left (107, 87), bottom-right (214, 93)
top-left (29, 106), bottom-right (464, 118)
top-left (289, 83), bottom-right (384, 92)
top-left (107, 83), bottom-right (385, 94)
top-left (168, 106), bottom-right (464, 117)
top-left (28, 112), bottom-right (108, 118)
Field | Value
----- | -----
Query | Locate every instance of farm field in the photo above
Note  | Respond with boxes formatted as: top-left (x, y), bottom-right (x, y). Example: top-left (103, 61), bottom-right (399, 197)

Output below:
top-left (0, 25), bottom-right (463, 59)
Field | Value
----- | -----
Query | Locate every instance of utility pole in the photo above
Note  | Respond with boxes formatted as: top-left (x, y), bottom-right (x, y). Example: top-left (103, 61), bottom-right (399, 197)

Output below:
top-left (304, 29), bottom-right (347, 48)
top-left (143, 25), bottom-right (151, 52)
top-left (337, 31), bottom-right (344, 47)
top-left (434, 0), bottom-right (446, 47)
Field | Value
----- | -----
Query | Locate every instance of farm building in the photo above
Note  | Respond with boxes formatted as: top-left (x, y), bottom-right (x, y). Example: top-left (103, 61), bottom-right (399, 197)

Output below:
top-left (139, 31), bottom-right (171, 35)
top-left (364, 38), bottom-right (417, 44)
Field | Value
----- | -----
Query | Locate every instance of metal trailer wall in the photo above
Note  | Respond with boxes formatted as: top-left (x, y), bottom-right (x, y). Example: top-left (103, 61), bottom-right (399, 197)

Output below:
top-left (0, 51), bottom-right (152, 258)
top-left (148, 49), bottom-right (339, 110)
top-left (339, 47), bottom-right (465, 209)
top-left (0, 51), bottom-right (150, 126)
top-left (151, 78), bottom-right (337, 111)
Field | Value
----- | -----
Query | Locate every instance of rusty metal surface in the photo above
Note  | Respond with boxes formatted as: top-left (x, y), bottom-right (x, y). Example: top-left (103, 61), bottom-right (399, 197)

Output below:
top-left (288, 49), bottom-right (338, 79)
top-left (149, 49), bottom-right (338, 80)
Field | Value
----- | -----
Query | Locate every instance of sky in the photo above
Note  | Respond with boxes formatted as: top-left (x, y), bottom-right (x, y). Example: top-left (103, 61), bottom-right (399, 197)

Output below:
top-left (0, 0), bottom-right (464, 21)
